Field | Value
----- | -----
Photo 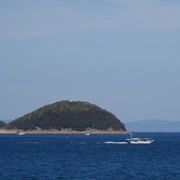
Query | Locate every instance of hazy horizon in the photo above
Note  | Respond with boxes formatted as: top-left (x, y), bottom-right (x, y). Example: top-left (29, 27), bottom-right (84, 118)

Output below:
top-left (1, 0), bottom-right (180, 122)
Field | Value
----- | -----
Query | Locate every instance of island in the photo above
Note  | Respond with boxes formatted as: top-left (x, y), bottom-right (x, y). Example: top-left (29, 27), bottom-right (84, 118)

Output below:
top-left (2, 101), bottom-right (127, 134)
top-left (0, 121), bottom-right (6, 128)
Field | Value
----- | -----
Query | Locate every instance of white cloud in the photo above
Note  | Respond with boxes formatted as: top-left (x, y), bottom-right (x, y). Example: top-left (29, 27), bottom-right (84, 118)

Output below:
top-left (1, 0), bottom-right (180, 39)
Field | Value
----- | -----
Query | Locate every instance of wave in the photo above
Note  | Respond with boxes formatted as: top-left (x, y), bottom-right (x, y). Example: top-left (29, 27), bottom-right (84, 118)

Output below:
top-left (70, 142), bottom-right (86, 144)
top-left (18, 142), bottom-right (40, 144)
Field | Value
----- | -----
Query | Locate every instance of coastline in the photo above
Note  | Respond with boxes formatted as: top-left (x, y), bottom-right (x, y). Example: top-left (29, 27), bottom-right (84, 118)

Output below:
top-left (0, 128), bottom-right (128, 134)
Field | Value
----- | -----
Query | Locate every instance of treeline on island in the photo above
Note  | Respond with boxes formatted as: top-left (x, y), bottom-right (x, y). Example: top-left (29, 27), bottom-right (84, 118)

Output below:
top-left (0, 121), bottom-right (6, 128)
top-left (2, 101), bottom-right (126, 132)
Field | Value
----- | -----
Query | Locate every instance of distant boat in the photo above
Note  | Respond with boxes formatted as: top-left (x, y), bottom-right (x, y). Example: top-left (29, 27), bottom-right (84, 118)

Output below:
top-left (85, 133), bottom-right (90, 136)
top-left (129, 133), bottom-right (154, 144)
top-left (17, 132), bottom-right (25, 135)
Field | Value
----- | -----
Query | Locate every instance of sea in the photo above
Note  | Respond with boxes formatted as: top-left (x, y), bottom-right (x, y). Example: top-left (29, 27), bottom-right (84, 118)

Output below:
top-left (0, 133), bottom-right (180, 180)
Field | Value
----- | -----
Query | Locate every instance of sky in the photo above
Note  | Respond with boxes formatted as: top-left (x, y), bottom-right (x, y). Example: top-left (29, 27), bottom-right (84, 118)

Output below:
top-left (0, 0), bottom-right (180, 123)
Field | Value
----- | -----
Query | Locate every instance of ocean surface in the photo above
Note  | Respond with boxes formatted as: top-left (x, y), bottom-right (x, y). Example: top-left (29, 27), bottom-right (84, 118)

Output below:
top-left (0, 133), bottom-right (180, 180)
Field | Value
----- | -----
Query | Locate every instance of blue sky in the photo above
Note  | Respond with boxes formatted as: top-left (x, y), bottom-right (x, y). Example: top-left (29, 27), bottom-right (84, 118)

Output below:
top-left (1, 0), bottom-right (180, 122)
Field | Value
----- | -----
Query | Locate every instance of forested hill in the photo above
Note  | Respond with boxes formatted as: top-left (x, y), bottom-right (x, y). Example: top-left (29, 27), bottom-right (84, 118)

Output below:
top-left (0, 121), bottom-right (6, 128)
top-left (6, 101), bottom-right (126, 131)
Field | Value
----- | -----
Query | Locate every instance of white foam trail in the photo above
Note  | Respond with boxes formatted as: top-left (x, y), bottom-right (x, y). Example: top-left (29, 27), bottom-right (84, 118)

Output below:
top-left (104, 141), bottom-right (128, 144)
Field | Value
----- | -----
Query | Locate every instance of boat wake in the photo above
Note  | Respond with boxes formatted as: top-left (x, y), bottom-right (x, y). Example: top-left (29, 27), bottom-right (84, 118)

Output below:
top-left (104, 141), bottom-right (128, 144)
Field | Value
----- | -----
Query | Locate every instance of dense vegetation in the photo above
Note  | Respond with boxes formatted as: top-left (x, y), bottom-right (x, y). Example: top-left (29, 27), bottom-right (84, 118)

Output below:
top-left (6, 101), bottom-right (126, 131)
top-left (0, 121), bottom-right (6, 128)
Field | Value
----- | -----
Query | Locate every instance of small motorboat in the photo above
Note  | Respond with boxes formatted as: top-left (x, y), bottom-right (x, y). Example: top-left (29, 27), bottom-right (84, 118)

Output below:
top-left (85, 133), bottom-right (90, 136)
top-left (17, 132), bottom-right (25, 135)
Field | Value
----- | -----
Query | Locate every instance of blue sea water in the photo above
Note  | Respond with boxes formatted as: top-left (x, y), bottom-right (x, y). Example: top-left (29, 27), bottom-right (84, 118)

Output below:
top-left (0, 133), bottom-right (180, 180)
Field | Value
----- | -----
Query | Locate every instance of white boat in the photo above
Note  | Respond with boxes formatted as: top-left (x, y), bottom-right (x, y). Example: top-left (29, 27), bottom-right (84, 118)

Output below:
top-left (85, 133), bottom-right (90, 136)
top-left (17, 132), bottom-right (25, 135)
top-left (129, 133), bottom-right (154, 144)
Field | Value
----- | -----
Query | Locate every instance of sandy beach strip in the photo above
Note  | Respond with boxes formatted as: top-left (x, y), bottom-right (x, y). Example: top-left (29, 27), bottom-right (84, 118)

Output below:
top-left (0, 128), bottom-right (129, 134)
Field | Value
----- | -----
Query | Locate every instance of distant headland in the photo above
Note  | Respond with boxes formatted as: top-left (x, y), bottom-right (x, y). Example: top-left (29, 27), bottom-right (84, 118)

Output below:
top-left (1, 100), bottom-right (127, 134)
